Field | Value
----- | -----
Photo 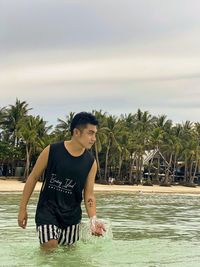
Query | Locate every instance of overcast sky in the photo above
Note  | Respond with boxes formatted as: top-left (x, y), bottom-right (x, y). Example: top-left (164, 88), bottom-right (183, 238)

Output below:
top-left (1, 0), bottom-right (200, 127)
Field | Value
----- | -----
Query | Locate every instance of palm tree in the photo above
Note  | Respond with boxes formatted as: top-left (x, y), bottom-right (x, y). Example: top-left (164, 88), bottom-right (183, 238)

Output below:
top-left (191, 122), bottom-right (200, 184)
top-left (2, 99), bottom-right (31, 146)
top-left (92, 110), bottom-right (108, 180)
top-left (103, 115), bottom-right (121, 181)
top-left (149, 127), bottom-right (165, 183)
top-left (0, 107), bottom-right (7, 125)
top-left (116, 131), bottom-right (130, 180)
top-left (170, 124), bottom-right (182, 182)
top-left (54, 112), bottom-right (75, 141)
top-left (130, 109), bottom-right (154, 184)
top-left (0, 107), bottom-right (7, 141)
top-left (17, 115), bottom-right (51, 180)
top-left (162, 134), bottom-right (178, 185)
top-left (154, 115), bottom-right (172, 133)
top-left (181, 121), bottom-right (194, 183)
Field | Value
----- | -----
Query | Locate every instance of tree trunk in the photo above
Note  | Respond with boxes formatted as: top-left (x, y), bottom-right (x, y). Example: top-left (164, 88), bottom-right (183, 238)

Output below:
top-left (154, 156), bottom-right (160, 184)
top-left (11, 160), bottom-right (15, 176)
top-left (148, 156), bottom-right (154, 179)
top-left (94, 142), bottom-right (101, 180)
top-left (162, 152), bottom-right (173, 185)
top-left (188, 159), bottom-right (193, 183)
top-left (190, 146), bottom-right (200, 184)
top-left (135, 154), bottom-right (140, 184)
top-left (172, 153), bottom-right (177, 183)
top-left (117, 151), bottom-right (123, 179)
top-left (138, 154), bottom-right (143, 184)
top-left (129, 153), bottom-right (136, 184)
top-left (190, 158), bottom-right (199, 184)
top-left (184, 158), bottom-right (188, 183)
top-left (23, 144), bottom-right (30, 181)
top-left (104, 139), bottom-right (111, 180)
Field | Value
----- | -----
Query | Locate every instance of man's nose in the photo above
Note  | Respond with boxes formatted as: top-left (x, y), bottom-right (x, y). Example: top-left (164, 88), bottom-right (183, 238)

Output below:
top-left (92, 136), bottom-right (96, 142)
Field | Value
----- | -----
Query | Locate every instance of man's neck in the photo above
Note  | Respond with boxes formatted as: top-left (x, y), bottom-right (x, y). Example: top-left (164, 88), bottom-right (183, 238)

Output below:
top-left (64, 140), bottom-right (85, 156)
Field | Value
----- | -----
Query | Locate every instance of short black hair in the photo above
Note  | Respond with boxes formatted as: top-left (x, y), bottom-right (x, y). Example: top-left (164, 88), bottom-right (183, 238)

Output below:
top-left (70, 112), bottom-right (98, 135)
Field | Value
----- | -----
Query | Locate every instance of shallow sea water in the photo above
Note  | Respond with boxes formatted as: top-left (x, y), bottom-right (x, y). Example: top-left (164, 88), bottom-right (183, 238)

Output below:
top-left (0, 192), bottom-right (200, 267)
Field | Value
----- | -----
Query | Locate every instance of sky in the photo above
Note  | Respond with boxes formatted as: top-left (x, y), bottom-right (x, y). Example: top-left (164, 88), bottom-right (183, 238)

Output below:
top-left (1, 0), bottom-right (200, 127)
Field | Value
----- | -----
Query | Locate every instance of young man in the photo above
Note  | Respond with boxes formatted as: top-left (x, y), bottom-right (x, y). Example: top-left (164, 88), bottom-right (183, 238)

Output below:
top-left (18, 112), bottom-right (105, 250)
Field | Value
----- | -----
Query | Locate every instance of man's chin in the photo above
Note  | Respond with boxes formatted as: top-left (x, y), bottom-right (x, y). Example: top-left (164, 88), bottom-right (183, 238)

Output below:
top-left (87, 144), bottom-right (94, 149)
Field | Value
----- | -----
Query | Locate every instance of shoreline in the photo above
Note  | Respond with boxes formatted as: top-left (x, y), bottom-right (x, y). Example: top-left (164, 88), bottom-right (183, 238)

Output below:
top-left (1, 178), bottom-right (200, 194)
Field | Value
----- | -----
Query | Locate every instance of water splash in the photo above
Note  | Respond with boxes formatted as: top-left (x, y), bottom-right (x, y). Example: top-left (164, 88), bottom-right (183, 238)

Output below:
top-left (79, 219), bottom-right (113, 243)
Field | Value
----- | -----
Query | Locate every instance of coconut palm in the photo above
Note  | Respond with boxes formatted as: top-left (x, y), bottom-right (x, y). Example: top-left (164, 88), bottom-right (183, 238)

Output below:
top-left (2, 99), bottom-right (31, 146)
top-left (0, 107), bottom-right (7, 141)
top-left (180, 121), bottom-right (194, 183)
top-left (191, 122), bottom-right (200, 184)
top-left (0, 107), bottom-right (7, 125)
top-left (169, 124), bottom-right (182, 181)
top-left (162, 133), bottom-right (179, 185)
top-left (54, 112), bottom-right (75, 141)
top-left (116, 131), bottom-right (131, 180)
top-left (17, 115), bottom-right (51, 179)
top-left (147, 127), bottom-right (165, 183)
top-left (154, 115), bottom-right (172, 133)
top-left (130, 109), bottom-right (154, 184)
top-left (92, 110), bottom-right (108, 180)
top-left (103, 115), bottom-right (121, 181)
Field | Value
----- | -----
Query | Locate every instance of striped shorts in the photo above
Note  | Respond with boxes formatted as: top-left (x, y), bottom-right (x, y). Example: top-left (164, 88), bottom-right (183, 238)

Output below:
top-left (37, 224), bottom-right (80, 245)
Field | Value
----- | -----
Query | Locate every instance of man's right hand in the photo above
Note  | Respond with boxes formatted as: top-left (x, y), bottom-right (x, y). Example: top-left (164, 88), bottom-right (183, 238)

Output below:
top-left (18, 208), bottom-right (28, 229)
top-left (90, 216), bottom-right (106, 236)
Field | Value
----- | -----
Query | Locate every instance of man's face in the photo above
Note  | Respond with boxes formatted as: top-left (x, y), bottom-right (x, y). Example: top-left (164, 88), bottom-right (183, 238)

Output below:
top-left (75, 124), bottom-right (97, 149)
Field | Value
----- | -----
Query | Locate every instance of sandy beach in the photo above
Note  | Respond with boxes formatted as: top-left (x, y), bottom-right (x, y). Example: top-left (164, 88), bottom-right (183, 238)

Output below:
top-left (1, 178), bottom-right (200, 194)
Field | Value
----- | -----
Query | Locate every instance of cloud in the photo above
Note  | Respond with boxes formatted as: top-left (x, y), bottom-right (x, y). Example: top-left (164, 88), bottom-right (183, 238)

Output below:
top-left (1, 0), bottom-right (200, 52)
top-left (1, 55), bottom-right (200, 90)
top-left (1, 0), bottom-right (200, 125)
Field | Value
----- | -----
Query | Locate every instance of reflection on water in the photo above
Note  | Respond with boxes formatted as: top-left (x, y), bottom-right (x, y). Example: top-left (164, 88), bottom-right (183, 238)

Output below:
top-left (0, 192), bottom-right (200, 266)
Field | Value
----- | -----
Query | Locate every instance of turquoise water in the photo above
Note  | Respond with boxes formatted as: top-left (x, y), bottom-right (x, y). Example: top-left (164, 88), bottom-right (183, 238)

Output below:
top-left (0, 192), bottom-right (200, 267)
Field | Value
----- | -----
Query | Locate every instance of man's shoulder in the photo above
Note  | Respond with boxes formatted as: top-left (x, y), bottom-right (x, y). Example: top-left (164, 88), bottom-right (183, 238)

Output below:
top-left (85, 149), bottom-right (95, 162)
top-left (49, 141), bottom-right (64, 153)
top-left (50, 141), bottom-right (64, 147)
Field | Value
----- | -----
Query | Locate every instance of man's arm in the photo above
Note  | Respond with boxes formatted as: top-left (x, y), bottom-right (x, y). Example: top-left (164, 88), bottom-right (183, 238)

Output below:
top-left (84, 160), bottom-right (105, 236)
top-left (18, 145), bottom-right (50, 229)
top-left (84, 160), bottom-right (97, 218)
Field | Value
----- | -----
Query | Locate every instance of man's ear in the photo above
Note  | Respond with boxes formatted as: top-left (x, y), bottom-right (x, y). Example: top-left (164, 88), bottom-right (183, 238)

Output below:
top-left (74, 128), bottom-right (80, 136)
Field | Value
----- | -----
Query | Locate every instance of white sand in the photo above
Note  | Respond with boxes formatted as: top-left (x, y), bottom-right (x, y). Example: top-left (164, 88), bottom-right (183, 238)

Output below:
top-left (0, 178), bottom-right (200, 194)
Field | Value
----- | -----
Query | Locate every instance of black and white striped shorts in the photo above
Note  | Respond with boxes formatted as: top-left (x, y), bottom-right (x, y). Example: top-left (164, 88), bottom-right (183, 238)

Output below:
top-left (37, 224), bottom-right (80, 245)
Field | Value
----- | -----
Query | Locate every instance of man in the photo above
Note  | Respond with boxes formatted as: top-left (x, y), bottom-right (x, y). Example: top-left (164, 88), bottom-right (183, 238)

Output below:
top-left (18, 112), bottom-right (105, 250)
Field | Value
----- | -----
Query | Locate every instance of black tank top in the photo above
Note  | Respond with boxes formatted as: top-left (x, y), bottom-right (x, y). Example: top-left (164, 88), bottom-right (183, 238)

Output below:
top-left (35, 141), bottom-right (94, 227)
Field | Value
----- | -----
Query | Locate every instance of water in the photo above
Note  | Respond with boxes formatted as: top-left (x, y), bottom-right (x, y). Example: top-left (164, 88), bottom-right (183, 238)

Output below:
top-left (0, 192), bottom-right (200, 267)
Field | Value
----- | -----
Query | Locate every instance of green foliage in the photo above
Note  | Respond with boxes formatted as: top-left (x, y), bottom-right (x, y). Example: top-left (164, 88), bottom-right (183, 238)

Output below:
top-left (0, 100), bottom-right (200, 185)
